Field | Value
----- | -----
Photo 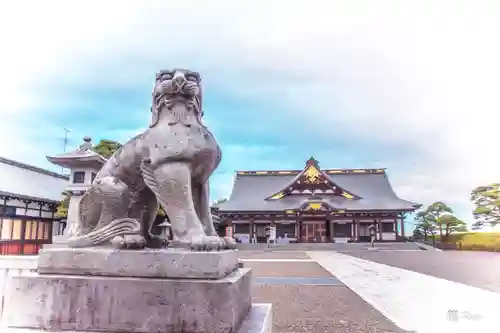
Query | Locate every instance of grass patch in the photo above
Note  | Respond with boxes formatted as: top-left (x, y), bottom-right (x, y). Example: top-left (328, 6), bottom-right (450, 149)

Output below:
top-left (436, 232), bottom-right (500, 251)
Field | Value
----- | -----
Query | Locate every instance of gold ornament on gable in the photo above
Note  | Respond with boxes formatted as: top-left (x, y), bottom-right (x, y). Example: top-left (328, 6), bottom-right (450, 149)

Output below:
top-left (304, 165), bottom-right (321, 184)
top-left (307, 202), bottom-right (322, 210)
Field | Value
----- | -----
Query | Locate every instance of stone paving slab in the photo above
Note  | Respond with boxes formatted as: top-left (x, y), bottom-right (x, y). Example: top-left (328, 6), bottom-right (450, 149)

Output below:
top-left (243, 262), bottom-right (333, 277)
top-left (237, 251), bottom-right (310, 260)
top-left (345, 250), bottom-right (500, 293)
top-left (254, 277), bottom-right (343, 286)
top-left (309, 251), bottom-right (499, 333)
top-left (252, 285), bottom-right (408, 333)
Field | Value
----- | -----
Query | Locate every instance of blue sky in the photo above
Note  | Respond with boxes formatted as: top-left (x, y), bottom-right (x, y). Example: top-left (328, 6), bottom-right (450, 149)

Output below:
top-left (1, 1), bottom-right (500, 231)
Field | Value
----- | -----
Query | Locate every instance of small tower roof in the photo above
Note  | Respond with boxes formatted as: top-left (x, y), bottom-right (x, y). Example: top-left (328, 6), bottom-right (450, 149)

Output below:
top-left (46, 137), bottom-right (107, 169)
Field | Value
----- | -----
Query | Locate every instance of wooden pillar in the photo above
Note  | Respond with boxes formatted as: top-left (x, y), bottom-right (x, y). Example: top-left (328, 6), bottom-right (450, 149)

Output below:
top-left (326, 215), bottom-right (331, 240)
top-left (225, 218), bottom-right (233, 237)
top-left (271, 217), bottom-right (275, 244)
top-left (378, 219), bottom-right (382, 241)
top-left (355, 220), bottom-right (359, 242)
top-left (20, 220), bottom-right (26, 255)
top-left (351, 221), bottom-right (354, 240)
top-left (352, 220), bottom-right (355, 242)
top-left (297, 215), bottom-right (303, 243)
top-left (249, 218), bottom-right (254, 243)
top-left (393, 219), bottom-right (397, 239)
top-left (400, 217), bottom-right (405, 239)
top-left (294, 219), bottom-right (299, 240)
top-left (331, 219), bottom-right (335, 240)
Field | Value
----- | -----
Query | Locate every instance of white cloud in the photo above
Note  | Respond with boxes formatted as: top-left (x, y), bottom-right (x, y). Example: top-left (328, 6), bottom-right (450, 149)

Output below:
top-left (1, 0), bottom-right (499, 223)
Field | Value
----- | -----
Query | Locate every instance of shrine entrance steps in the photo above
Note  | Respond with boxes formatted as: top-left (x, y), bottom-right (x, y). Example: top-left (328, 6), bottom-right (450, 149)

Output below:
top-left (235, 242), bottom-right (423, 252)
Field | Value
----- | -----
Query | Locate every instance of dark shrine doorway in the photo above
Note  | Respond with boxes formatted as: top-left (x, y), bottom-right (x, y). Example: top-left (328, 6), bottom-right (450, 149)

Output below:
top-left (333, 222), bottom-right (351, 238)
top-left (301, 221), bottom-right (328, 242)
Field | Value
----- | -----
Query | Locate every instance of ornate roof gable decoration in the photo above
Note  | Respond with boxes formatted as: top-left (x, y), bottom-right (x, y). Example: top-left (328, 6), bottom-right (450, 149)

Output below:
top-left (298, 197), bottom-right (348, 213)
top-left (265, 157), bottom-right (361, 200)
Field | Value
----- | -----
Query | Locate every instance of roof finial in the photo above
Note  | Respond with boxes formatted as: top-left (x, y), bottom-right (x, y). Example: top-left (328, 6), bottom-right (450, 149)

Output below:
top-left (306, 156), bottom-right (319, 168)
top-left (79, 136), bottom-right (93, 150)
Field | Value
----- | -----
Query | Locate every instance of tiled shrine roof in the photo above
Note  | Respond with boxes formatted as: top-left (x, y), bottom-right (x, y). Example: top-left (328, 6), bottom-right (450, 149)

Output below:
top-left (216, 158), bottom-right (420, 213)
top-left (0, 157), bottom-right (68, 203)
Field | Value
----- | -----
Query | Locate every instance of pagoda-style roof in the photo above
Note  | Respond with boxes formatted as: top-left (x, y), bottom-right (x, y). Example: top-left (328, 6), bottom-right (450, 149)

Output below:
top-left (216, 157), bottom-right (420, 213)
top-left (46, 136), bottom-right (107, 169)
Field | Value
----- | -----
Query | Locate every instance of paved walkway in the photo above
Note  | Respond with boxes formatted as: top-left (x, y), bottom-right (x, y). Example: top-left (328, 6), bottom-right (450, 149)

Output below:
top-left (247, 256), bottom-right (407, 333)
top-left (308, 251), bottom-right (499, 333)
top-left (346, 250), bottom-right (500, 293)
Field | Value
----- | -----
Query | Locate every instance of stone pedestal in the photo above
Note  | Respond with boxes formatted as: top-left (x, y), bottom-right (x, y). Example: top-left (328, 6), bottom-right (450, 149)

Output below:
top-left (2, 248), bottom-right (272, 333)
top-left (37, 247), bottom-right (240, 279)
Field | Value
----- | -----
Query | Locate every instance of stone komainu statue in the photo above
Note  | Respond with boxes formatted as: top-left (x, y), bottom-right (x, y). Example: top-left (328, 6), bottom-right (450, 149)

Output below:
top-left (67, 69), bottom-right (235, 251)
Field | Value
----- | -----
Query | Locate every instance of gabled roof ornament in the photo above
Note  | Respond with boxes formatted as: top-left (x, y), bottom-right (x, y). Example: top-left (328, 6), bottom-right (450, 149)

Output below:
top-left (304, 160), bottom-right (321, 184)
top-left (264, 156), bottom-right (361, 200)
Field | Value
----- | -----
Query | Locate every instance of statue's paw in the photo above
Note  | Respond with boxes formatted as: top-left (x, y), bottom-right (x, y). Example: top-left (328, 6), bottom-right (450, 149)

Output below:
top-left (189, 235), bottom-right (225, 251)
top-left (123, 234), bottom-right (146, 249)
top-left (111, 236), bottom-right (125, 249)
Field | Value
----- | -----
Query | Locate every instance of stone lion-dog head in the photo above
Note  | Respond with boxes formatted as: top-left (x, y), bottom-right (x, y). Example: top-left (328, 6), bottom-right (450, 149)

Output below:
top-left (150, 69), bottom-right (204, 128)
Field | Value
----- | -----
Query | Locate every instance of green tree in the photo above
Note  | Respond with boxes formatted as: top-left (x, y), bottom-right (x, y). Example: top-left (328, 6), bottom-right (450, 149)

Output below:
top-left (412, 227), bottom-right (424, 239)
top-left (439, 214), bottom-right (468, 236)
top-left (413, 210), bottom-right (437, 241)
top-left (414, 202), bottom-right (466, 242)
top-left (55, 191), bottom-right (70, 218)
top-left (92, 139), bottom-right (123, 158)
top-left (425, 201), bottom-right (453, 239)
top-left (471, 183), bottom-right (500, 229)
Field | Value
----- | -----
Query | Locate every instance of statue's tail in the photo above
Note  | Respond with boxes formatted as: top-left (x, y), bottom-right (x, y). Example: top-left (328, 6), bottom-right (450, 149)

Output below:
top-left (67, 218), bottom-right (141, 248)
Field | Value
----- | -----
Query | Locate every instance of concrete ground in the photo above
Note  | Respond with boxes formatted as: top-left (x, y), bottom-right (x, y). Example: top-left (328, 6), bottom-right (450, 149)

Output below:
top-left (345, 250), bottom-right (500, 293)
top-left (237, 251), bottom-right (311, 260)
top-left (238, 251), bottom-right (409, 333)
top-left (308, 251), bottom-right (499, 333)
top-left (237, 248), bottom-right (500, 333)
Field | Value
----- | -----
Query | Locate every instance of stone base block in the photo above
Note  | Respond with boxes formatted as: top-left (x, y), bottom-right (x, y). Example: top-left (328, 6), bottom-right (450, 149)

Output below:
top-left (2, 303), bottom-right (272, 333)
top-left (3, 268), bottom-right (252, 333)
top-left (37, 247), bottom-right (239, 279)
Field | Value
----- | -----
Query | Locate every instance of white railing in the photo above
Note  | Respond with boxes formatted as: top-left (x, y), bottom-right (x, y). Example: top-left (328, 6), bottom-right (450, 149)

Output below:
top-left (0, 256), bottom-right (38, 322)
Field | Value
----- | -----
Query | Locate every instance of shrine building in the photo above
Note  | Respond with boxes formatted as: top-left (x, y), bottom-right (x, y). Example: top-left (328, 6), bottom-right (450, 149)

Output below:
top-left (212, 157), bottom-right (421, 243)
top-left (0, 157), bottom-right (67, 255)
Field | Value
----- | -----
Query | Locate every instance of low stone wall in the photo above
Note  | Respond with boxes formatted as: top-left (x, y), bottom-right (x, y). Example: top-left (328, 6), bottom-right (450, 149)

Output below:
top-left (0, 256), bottom-right (37, 322)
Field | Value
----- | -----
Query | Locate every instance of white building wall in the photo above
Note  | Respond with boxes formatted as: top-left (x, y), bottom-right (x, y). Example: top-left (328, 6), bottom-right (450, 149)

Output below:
top-left (382, 232), bottom-right (396, 241)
